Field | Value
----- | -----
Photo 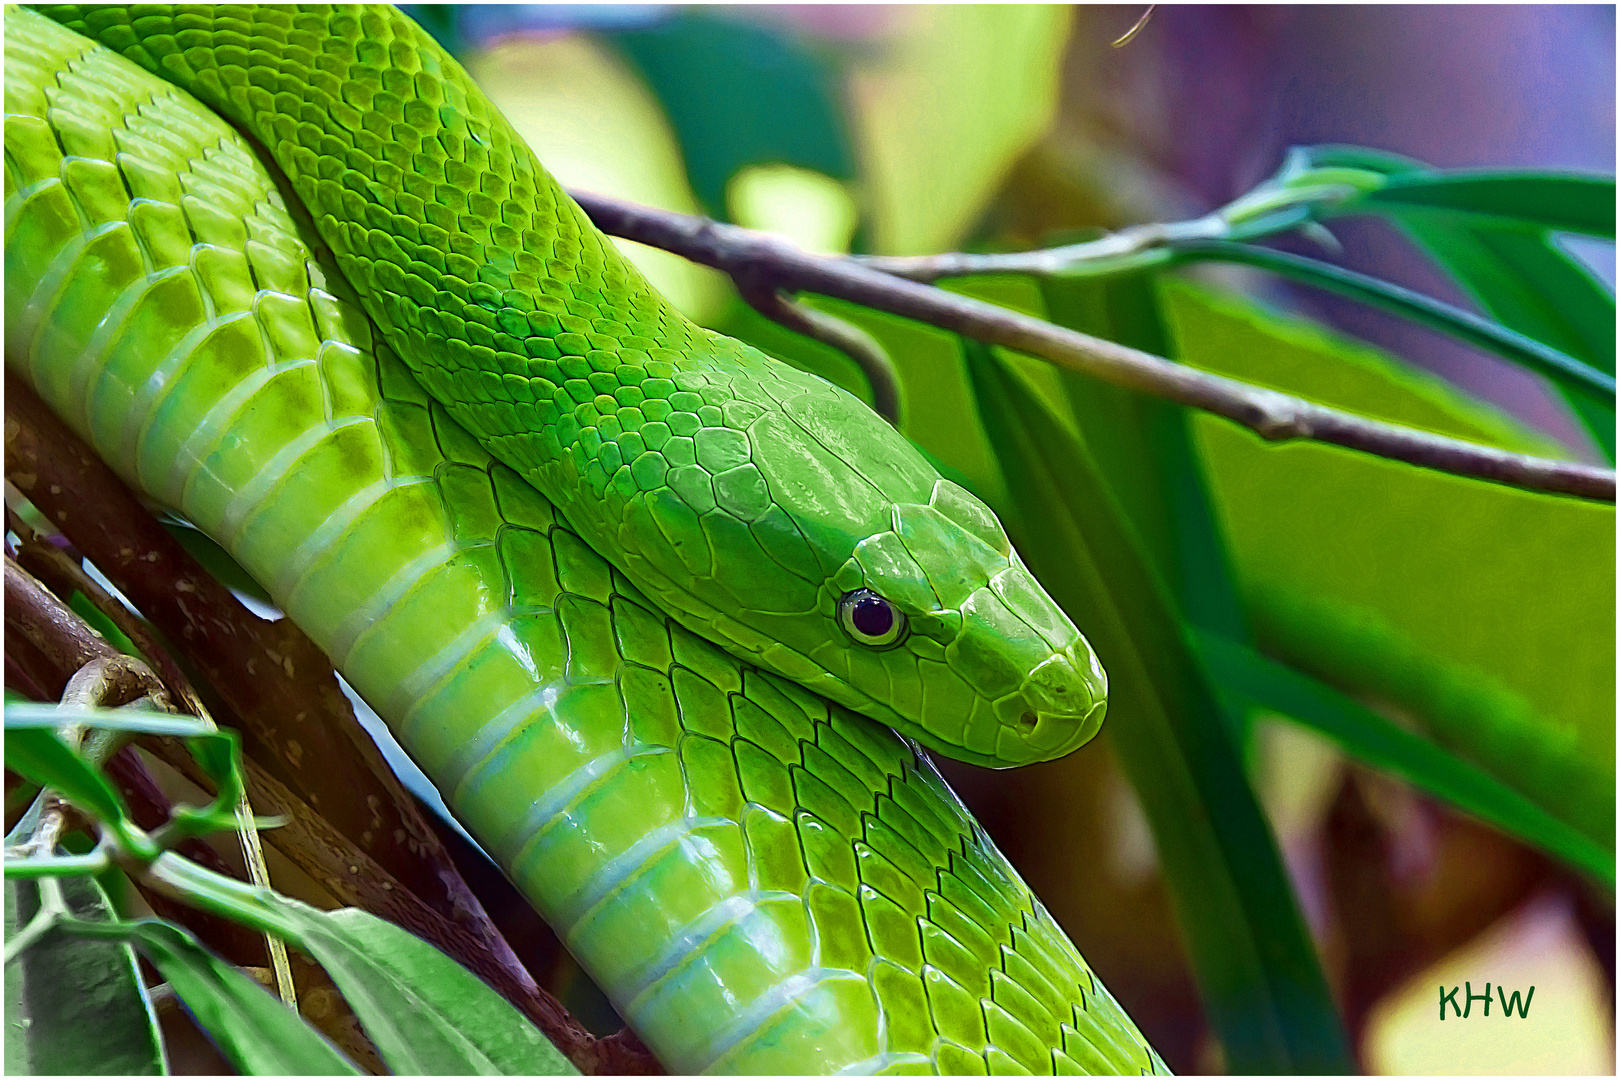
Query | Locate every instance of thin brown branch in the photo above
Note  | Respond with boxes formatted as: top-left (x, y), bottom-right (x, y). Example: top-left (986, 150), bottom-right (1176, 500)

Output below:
top-left (738, 283), bottom-right (902, 425)
top-left (5, 377), bottom-right (499, 941)
top-left (12, 507), bottom-right (299, 1007)
top-left (569, 189), bottom-right (1615, 503)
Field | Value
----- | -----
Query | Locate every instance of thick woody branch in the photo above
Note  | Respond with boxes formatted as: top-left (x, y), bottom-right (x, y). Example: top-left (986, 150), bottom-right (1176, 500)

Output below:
top-left (570, 189), bottom-right (1615, 503)
top-left (4, 377), bottom-right (660, 1073)
top-left (4, 548), bottom-right (649, 1074)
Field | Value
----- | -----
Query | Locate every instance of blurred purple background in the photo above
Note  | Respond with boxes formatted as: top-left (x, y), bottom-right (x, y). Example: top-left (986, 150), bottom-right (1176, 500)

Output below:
top-left (1071, 4), bottom-right (1615, 453)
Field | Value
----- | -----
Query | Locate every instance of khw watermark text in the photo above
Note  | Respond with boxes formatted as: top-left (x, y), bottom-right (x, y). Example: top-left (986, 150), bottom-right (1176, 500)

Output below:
top-left (1439, 982), bottom-right (1534, 1020)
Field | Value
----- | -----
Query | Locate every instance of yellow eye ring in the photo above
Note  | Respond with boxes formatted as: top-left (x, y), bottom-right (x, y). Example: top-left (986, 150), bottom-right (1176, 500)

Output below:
top-left (838, 589), bottom-right (907, 647)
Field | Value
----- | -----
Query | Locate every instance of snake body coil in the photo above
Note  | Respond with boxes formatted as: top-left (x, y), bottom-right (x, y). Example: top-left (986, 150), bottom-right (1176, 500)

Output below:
top-left (6, 6), bottom-right (1166, 1073)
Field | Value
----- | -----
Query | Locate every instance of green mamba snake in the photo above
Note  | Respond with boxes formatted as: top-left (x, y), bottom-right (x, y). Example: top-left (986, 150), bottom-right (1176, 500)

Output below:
top-left (6, 6), bottom-right (1166, 1073)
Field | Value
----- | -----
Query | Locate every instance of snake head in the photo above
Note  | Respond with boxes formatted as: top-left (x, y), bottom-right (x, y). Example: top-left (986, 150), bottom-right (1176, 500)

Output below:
top-left (817, 479), bottom-right (1108, 768)
top-left (633, 347), bottom-right (1107, 769)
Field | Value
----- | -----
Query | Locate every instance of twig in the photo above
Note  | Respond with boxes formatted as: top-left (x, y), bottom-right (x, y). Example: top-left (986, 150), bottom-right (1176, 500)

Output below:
top-left (738, 283), bottom-right (902, 425)
top-left (61, 655), bottom-right (169, 715)
top-left (568, 188), bottom-right (1615, 503)
top-left (5, 556), bottom-right (113, 677)
top-left (1111, 5), bottom-right (1156, 47)
top-left (9, 507), bottom-right (201, 715)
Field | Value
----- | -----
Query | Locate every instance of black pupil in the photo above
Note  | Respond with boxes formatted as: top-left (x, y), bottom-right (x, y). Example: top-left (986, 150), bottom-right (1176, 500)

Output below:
top-left (850, 595), bottom-right (894, 638)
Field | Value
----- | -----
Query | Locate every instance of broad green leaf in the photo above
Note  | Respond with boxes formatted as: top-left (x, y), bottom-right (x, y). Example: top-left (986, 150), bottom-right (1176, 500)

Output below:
top-left (5, 875), bottom-right (165, 1075)
top-left (122, 920), bottom-right (360, 1075)
top-left (137, 855), bottom-right (577, 1073)
top-left (296, 907), bottom-right (578, 1076)
top-left (1356, 172), bottom-right (1616, 238)
top-left (1194, 630), bottom-right (1613, 883)
top-left (1163, 280), bottom-right (1614, 847)
top-left (964, 341), bottom-right (1352, 1072)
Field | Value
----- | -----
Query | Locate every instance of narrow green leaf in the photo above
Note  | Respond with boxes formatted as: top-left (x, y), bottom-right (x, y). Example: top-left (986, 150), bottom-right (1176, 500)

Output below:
top-left (1159, 279), bottom-right (1614, 853)
top-left (1283, 144), bottom-right (1616, 457)
top-left (4, 704), bottom-right (213, 739)
top-left (5, 876), bottom-right (165, 1075)
top-left (1397, 224), bottom-right (1615, 371)
top-left (1193, 630), bottom-right (1614, 884)
top-left (119, 920), bottom-right (361, 1075)
top-left (1039, 270), bottom-right (1251, 642)
top-left (1356, 172), bottom-right (1616, 238)
top-left (1171, 239), bottom-right (1616, 406)
top-left (963, 341), bottom-right (1352, 1072)
top-left (172, 729), bottom-right (245, 827)
top-left (1397, 221), bottom-right (1616, 460)
top-left (1295, 144), bottom-right (1426, 175)
top-left (3, 725), bottom-right (131, 832)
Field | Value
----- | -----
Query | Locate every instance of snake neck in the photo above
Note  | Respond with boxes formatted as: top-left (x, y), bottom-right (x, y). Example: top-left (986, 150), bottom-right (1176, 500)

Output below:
top-left (41, 3), bottom-right (1110, 768)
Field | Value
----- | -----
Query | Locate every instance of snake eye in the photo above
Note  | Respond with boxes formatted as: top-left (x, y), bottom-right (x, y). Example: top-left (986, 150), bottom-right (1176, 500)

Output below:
top-left (838, 589), bottom-right (907, 647)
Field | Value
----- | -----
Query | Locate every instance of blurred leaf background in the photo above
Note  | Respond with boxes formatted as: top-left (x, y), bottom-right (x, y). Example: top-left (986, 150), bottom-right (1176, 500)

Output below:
top-left (409, 5), bottom-right (1613, 1072)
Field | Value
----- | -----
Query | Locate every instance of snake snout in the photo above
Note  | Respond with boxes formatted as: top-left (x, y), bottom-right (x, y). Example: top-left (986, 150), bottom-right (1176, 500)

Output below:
top-left (989, 650), bottom-right (1108, 763)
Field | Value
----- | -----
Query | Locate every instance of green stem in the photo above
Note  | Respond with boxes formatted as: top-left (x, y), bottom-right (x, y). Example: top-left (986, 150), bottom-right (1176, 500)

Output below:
top-left (137, 851), bottom-right (304, 943)
top-left (3, 848), bottom-right (112, 879)
top-left (1168, 240), bottom-right (1616, 404)
top-left (3, 878), bottom-right (67, 963)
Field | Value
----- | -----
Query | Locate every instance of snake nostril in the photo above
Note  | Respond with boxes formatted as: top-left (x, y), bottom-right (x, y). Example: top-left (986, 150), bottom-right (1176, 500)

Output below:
top-left (1017, 711), bottom-right (1038, 734)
